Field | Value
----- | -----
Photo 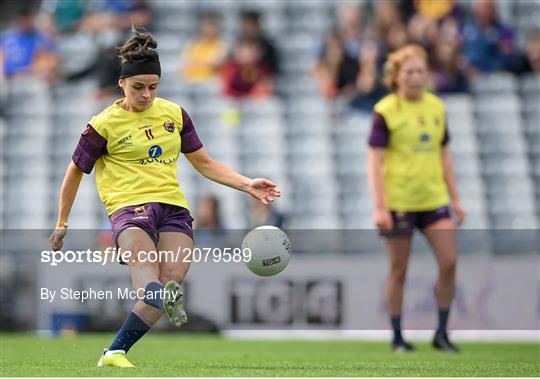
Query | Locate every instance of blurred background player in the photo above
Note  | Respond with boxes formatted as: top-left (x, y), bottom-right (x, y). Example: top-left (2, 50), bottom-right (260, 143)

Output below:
top-left (48, 28), bottom-right (280, 368)
top-left (367, 44), bottom-right (465, 353)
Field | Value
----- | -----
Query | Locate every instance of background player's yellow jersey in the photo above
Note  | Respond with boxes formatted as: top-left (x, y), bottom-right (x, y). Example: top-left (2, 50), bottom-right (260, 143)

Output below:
top-left (368, 92), bottom-right (450, 211)
top-left (72, 97), bottom-right (203, 215)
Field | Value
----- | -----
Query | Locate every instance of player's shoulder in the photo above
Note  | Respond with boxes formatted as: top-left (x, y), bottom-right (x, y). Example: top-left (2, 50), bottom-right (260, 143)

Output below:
top-left (88, 101), bottom-right (122, 135)
top-left (374, 93), bottom-right (400, 115)
top-left (154, 97), bottom-right (186, 125)
top-left (154, 97), bottom-right (182, 112)
top-left (422, 91), bottom-right (446, 110)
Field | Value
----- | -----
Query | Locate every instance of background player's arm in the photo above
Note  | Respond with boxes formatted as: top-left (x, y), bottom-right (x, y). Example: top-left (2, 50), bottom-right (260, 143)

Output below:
top-left (185, 147), bottom-right (280, 205)
top-left (49, 161), bottom-right (84, 250)
top-left (441, 147), bottom-right (466, 225)
top-left (368, 148), bottom-right (393, 230)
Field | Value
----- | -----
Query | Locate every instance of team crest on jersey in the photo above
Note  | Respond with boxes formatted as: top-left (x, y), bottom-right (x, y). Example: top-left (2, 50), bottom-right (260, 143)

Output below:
top-left (133, 206), bottom-right (148, 219)
top-left (163, 120), bottom-right (175, 133)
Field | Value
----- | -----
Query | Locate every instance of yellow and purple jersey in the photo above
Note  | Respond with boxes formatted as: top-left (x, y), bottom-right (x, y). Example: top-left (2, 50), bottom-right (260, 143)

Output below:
top-left (72, 97), bottom-right (203, 215)
top-left (368, 92), bottom-right (450, 212)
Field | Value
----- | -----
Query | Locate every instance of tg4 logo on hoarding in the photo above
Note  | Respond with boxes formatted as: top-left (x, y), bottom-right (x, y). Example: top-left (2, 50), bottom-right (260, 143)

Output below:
top-left (229, 278), bottom-right (342, 325)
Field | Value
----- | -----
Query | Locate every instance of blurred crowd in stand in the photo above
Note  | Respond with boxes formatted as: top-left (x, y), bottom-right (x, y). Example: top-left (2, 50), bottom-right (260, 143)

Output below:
top-left (1, 0), bottom-right (539, 234)
top-left (311, 0), bottom-right (540, 111)
top-left (2, 0), bottom-right (538, 104)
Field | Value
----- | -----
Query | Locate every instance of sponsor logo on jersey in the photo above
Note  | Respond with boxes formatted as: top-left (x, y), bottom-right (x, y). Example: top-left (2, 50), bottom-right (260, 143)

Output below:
top-left (420, 132), bottom-right (430, 142)
top-left (139, 145), bottom-right (176, 165)
top-left (139, 157), bottom-right (176, 165)
top-left (117, 135), bottom-right (132, 145)
top-left (148, 145), bottom-right (162, 158)
top-left (163, 120), bottom-right (175, 133)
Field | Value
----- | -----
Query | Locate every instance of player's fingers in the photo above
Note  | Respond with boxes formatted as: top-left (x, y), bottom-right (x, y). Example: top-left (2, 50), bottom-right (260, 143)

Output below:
top-left (259, 178), bottom-right (276, 188)
top-left (52, 232), bottom-right (64, 251)
top-left (260, 198), bottom-right (269, 205)
top-left (384, 215), bottom-right (393, 230)
top-left (458, 211), bottom-right (466, 226)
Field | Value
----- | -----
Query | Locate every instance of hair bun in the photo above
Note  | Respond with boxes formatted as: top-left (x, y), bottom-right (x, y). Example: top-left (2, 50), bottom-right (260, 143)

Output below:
top-left (117, 27), bottom-right (159, 64)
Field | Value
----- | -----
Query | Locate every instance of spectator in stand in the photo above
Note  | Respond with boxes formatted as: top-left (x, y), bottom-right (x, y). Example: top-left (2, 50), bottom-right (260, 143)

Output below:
top-left (248, 199), bottom-right (285, 229)
top-left (315, 3), bottom-right (365, 63)
top-left (414, 0), bottom-right (462, 23)
top-left (0, 9), bottom-right (60, 82)
top-left (239, 10), bottom-right (280, 75)
top-left (312, 31), bottom-right (359, 99)
top-left (460, 0), bottom-right (516, 74)
top-left (513, 30), bottom-right (540, 75)
top-left (430, 37), bottom-right (468, 93)
top-left (337, 3), bottom-right (365, 59)
top-left (408, 12), bottom-right (439, 52)
top-left (371, 0), bottom-right (403, 52)
top-left (313, 32), bottom-right (385, 110)
top-left (384, 22), bottom-right (409, 53)
top-left (350, 40), bottom-right (387, 111)
top-left (83, 0), bottom-right (151, 33)
top-left (180, 12), bottom-right (228, 84)
top-left (221, 37), bottom-right (272, 99)
top-left (41, 0), bottom-right (90, 34)
top-left (194, 194), bottom-right (226, 247)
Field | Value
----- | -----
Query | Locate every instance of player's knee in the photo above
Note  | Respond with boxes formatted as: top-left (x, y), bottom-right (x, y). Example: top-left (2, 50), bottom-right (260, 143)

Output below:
top-left (439, 257), bottom-right (456, 275)
top-left (389, 266), bottom-right (407, 285)
top-left (159, 269), bottom-right (186, 285)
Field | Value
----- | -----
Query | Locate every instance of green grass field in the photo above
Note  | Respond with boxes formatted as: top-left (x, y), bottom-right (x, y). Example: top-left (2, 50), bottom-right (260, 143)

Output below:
top-left (0, 333), bottom-right (538, 377)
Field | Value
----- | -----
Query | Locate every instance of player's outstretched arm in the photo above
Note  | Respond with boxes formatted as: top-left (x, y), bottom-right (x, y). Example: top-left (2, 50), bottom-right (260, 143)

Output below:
top-left (185, 147), bottom-right (281, 205)
top-left (441, 147), bottom-right (466, 225)
top-left (48, 161), bottom-right (84, 251)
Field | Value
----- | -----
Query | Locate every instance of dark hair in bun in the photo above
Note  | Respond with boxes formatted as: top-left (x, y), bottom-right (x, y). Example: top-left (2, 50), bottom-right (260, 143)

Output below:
top-left (117, 27), bottom-right (159, 64)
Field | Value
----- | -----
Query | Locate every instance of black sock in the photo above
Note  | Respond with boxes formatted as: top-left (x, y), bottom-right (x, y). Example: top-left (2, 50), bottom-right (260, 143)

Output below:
top-left (390, 315), bottom-right (403, 343)
top-left (437, 308), bottom-right (450, 333)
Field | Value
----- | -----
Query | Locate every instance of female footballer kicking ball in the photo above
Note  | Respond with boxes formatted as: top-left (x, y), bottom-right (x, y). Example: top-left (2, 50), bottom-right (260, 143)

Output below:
top-left (48, 28), bottom-right (280, 368)
top-left (367, 45), bottom-right (465, 353)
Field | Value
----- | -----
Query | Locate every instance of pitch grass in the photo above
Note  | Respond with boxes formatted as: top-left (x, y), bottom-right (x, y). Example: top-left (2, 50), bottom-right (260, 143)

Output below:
top-left (0, 333), bottom-right (538, 377)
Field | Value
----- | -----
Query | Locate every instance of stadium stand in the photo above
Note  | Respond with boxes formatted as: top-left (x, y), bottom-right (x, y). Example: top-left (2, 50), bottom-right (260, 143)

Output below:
top-left (1, 0), bottom-right (539, 240)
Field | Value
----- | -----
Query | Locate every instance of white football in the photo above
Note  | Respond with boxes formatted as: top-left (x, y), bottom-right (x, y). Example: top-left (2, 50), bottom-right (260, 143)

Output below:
top-left (242, 226), bottom-right (292, 277)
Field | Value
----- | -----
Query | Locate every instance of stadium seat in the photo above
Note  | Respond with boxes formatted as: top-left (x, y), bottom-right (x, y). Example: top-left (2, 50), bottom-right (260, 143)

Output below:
top-left (471, 72), bottom-right (518, 94)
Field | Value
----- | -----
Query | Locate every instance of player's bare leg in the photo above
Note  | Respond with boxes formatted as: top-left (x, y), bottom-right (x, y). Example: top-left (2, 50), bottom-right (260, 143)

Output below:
top-left (98, 228), bottom-right (163, 367)
top-left (423, 218), bottom-right (459, 352)
top-left (157, 232), bottom-right (193, 327)
top-left (385, 236), bottom-right (415, 352)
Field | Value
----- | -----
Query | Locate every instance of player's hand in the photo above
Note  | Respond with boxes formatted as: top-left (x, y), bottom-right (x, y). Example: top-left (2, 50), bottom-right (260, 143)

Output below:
top-left (247, 178), bottom-right (281, 205)
top-left (451, 200), bottom-right (466, 226)
top-left (49, 227), bottom-right (67, 251)
top-left (374, 208), bottom-right (393, 231)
